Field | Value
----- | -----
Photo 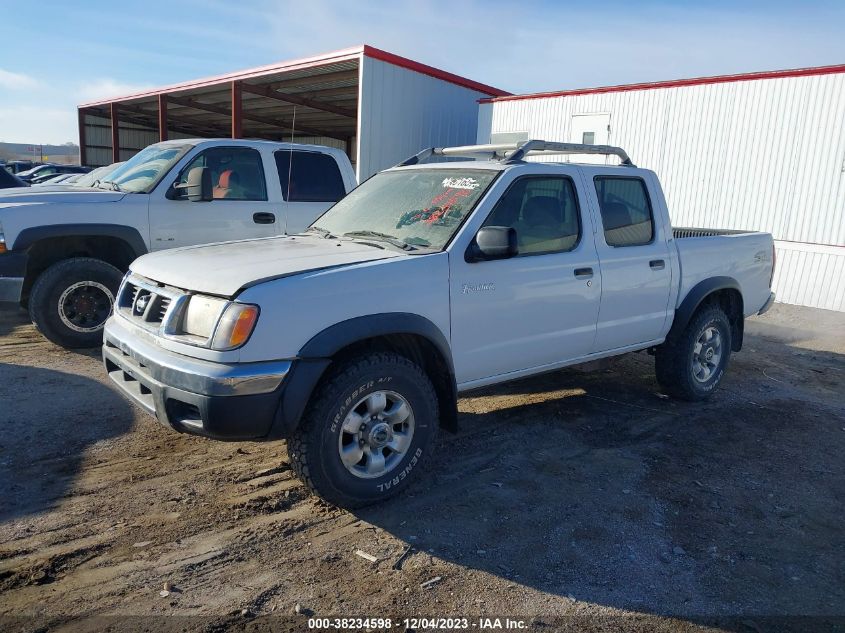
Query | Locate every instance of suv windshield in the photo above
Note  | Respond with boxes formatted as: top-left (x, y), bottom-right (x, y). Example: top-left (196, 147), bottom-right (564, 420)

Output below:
top-left (312, 169), bottom-right (498, 250)
top-left (100, 143), bottom-right (193, 193)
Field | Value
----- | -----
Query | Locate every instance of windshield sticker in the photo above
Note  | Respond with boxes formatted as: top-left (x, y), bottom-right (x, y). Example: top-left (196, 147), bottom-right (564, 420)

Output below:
top-left (396, 187), bottom-right (473, 229)
top-left (441, 177), bottom-right (480, 190)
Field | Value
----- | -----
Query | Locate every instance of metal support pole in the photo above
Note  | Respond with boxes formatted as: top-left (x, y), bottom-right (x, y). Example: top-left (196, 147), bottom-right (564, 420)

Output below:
top-left (231, 81), bottom-right (242, 139)
top-left (110, 102), bottom-right (120, 163)
top-left (78, 109), bottom-right (87, 166)
top-left (158, 94), bottom-right (168, 142)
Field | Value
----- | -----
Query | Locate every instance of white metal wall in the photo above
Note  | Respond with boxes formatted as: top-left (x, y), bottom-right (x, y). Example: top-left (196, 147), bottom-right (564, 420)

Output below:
top-left (478, 72), bottom-right (845, 311)
top-left (357, 56), bottom-right (488, 180)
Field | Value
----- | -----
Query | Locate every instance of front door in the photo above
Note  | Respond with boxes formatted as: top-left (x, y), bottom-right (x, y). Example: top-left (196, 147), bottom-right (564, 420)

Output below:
top-left (450, 173), bottom-right (602, 386)
top-left (148, 145), bottom-right (280, 250)
top-left (588, 174), bottom-right (672, 352)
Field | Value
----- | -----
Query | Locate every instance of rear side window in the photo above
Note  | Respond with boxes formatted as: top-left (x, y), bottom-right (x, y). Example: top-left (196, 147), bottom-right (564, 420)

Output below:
top-left (483, 176), bottom-right (580, 255)
top-left (275, 150), bottom-right (345, 202)
top-left (594, 177), bottom-right (654, 247)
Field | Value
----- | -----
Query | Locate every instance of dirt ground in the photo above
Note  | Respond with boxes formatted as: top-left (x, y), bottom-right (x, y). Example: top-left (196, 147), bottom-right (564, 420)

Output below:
top-left (0, 304), bottom-right (842, 633)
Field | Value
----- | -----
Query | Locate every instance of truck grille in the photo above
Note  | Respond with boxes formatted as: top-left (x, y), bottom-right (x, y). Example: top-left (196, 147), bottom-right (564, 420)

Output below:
top-left (116, 274), bottom-right (187, 333)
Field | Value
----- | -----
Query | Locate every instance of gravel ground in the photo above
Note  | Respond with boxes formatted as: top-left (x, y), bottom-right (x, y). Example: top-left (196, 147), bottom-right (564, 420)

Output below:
top-left (0, 304), bottom-right (842, 633)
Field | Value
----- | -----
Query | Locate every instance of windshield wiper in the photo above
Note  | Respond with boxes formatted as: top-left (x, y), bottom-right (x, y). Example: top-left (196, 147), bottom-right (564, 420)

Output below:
top-left (306, 225), bottom-right (336, 239)
top-left (93, 179), bottom-right (124, 192)
top-left (343, 230), bottom-right (415, 251)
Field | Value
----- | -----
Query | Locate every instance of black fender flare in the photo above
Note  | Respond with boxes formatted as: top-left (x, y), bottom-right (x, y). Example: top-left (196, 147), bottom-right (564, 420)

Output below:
top-left (13, 223), bottom-right (148, 257)
top-left (268, 313), bottom-right (458, 438)
top-left (668, 276), bottom-right (744, 350)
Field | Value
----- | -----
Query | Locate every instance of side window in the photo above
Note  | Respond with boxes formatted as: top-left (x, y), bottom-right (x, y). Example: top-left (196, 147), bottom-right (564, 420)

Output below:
top-left (482, 176), bottom-right (581, 255)
top-left (177, 147), bottom-right (267, 201)
top-left (274, 150), bottom-right (345, 203)
top-left (594, 177), bottom-right (654, 247)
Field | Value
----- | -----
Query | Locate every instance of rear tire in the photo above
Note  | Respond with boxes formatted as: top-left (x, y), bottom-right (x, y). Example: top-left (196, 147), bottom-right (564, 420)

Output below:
top-left (288, 352), bottom-right (439, 508)
top-left (29, 257), bottom-right (123, 349)
top-left (655, 305), bottom-right (732, 401)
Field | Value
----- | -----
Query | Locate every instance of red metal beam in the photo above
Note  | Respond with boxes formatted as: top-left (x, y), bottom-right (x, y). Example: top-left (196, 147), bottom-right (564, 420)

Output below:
top-left (158, 94), bottom-right (168, 142)
top-left (231, 81), bottom-right (242, 139)
top-left (241, 82), bottom-right (357, 118)
top-left (77, 109), bottom-right (88, 166)
top-left (110, 102), bottom-right (120, 163)
top-left (166, 94), bottom-right (350, 140)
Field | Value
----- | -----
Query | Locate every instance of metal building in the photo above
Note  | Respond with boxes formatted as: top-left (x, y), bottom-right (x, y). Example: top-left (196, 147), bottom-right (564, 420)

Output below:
top-left (77, 45), bottom-right (508, 180)
top-left (477, 65), bottom-right (845, 312)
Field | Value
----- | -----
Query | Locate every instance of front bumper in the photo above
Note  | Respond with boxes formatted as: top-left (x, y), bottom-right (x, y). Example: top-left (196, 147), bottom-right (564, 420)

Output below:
top-left (0, 251), bottom-right (28, 303)
top-left (102, 317), bottom-right (292, 440)
top-left (758, 291), bottom-right (776, 315)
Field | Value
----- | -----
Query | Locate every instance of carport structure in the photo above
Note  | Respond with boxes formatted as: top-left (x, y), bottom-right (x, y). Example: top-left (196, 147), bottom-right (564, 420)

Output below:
top-left (77, 45), bottom-right (509, 179)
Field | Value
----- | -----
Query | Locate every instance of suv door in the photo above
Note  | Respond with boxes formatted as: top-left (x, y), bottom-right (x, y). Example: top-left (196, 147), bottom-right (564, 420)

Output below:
top-left (588, 173), bottom-right (672, 352)
top-left (449, 173), bottom-right (602, 386)
top-left (148, 146), bottom-right (280, 250)
top-left (274, 150), bottom-right (347, 234)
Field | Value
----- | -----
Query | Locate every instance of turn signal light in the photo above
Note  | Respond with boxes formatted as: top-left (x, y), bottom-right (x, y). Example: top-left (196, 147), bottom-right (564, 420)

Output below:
top-left (211, 304), bottom-right (259, 350)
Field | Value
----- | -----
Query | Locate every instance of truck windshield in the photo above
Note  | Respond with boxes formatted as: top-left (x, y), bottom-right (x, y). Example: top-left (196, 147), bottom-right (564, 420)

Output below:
top-left (99, 143), bottom-right (192, 193)
top-left (311, 169), bottom-right (498, 250)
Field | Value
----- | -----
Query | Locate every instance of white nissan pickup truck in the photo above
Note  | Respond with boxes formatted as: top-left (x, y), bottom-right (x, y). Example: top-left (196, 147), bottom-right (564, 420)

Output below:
top-left (102, 140), bottom-right (775, 507)
top-left (0, 138), bottom-right (355, 348)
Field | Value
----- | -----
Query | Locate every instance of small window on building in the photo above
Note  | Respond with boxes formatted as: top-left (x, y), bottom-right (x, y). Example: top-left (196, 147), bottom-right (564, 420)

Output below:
top-left (483, 176), bottom-right (580, 255)
top-left (274, 150), bottom-right (345, 202)
top-left (177, 147), bottom-right (267, 201)
top-left (582, 131), bottom-right (595, 145)
top-left (594, 177), bottom-right (654, 247)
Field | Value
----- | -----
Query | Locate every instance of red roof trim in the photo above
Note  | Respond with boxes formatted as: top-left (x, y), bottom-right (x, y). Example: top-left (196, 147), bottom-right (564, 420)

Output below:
top-left (78, 44), bottom-right (510, 109)
top-left (479, 63), bottom-right (845, 104)
top-left (362, 45), bottom-right (510, 97)
top-left (79, 45), bottom-right (366, 108)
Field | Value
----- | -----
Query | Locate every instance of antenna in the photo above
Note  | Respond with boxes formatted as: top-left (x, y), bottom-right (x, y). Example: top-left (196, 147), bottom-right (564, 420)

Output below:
top-left (286, 106), bottom-right (297, 232)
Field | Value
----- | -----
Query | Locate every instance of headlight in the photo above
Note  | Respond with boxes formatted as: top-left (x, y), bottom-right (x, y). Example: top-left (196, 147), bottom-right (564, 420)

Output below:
top-left (176, 295), bottom-right (259, 350)
top-left (210, 303), bottom-right (260, 350)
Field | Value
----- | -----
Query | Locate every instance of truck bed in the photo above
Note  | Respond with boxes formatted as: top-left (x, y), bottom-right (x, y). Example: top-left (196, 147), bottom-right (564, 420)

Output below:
top-left (672, 227), bottom-right (774, 317)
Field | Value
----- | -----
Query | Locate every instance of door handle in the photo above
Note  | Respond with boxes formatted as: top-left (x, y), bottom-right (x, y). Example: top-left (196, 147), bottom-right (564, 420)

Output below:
top-left (649, 259), bottom-right (666, 270)
top-left (253, 212), bottom-right (276, 224)
top-left (574, 267), bottom-right (594, 279)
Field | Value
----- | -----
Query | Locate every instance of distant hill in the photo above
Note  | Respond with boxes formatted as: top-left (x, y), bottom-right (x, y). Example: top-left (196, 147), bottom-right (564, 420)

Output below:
top-left (0, 142), bottom-right (80, 165)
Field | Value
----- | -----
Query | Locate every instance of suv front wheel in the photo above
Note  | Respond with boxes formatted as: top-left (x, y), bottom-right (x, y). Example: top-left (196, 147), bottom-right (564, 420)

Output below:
top-left (288, 352), bottom-right (439, 508)
top-left (29, 257), bottom-right (123, 348)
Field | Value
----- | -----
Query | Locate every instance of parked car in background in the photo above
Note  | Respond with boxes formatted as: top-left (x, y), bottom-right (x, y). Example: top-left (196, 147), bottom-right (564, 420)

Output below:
top-left (17, 164), bottom-right (90, 184)
top-left (101, 140), bottom-right (777, 508)
top-left (0, 169), bottom-right (28, 189)
top-left (31, 173), bottom-right (77, 185)
top-left (3, 160), bottom-right (37, 175)
top-left (0, 139), bottom-right (355, 347)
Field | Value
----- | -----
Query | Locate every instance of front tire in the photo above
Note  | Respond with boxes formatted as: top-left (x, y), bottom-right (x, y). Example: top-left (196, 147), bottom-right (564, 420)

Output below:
top-left (288, 352), bottom-right (439, 508)
top-left (655, 305), bottom-right (732, 401)
top-left (28, 257), bottom-right (123, 349)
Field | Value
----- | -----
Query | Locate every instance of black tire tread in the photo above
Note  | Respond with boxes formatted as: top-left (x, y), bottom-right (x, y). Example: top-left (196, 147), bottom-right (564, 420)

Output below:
top-left (655, 305), bottom-right (731, 401)
top-left (28, 257), bottom-right (123, 348)
top-left (288, 352), bottom-right (438, 508)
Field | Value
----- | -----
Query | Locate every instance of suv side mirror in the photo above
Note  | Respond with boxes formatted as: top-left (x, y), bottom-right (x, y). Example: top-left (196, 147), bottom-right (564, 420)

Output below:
top-left (466, 226), bottom-right (519, 262)
top-left (173, 166), bottom-right (213, 202)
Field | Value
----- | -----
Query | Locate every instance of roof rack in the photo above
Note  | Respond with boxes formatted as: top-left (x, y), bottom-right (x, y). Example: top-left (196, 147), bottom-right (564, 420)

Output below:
top-left (397, 139), bottom-right (634, 167)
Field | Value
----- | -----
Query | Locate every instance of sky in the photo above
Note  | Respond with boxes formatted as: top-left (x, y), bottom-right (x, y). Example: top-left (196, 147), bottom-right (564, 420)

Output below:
top-left (1, 0), bottom-right (843, 146)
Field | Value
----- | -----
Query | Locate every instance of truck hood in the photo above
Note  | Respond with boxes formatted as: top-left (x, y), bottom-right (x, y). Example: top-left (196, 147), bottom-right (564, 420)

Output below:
top-left (0, 189), bottom-right (126, 204)
top-left (130, 235), bottom-right (404, 297)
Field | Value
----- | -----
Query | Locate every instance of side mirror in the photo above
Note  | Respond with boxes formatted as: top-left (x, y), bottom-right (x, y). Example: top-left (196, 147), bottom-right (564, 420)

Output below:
top-left (174, 166), bottom-right (212, 202)
top-left (466, 226), bottom-right (519, 262)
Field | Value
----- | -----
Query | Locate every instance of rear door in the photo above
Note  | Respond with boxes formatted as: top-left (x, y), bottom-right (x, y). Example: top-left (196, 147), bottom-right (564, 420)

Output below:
top-left (148, 145), bottom-right (281, 250)
top-left (586, 171), bottom-right (673, 352)
top-left (274, 150), bottom-right (348, 234)
top-left (449, 169), bottom-right (602, 386)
